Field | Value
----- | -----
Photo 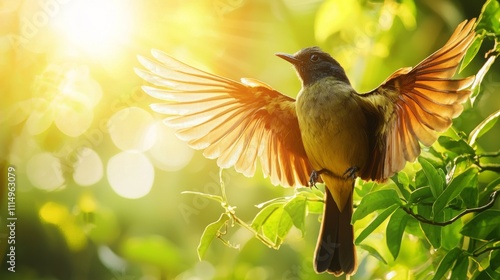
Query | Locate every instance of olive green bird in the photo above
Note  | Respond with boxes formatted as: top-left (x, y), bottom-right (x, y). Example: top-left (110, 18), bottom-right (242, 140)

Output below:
top-left (136, 19), bottom-right (476, 276)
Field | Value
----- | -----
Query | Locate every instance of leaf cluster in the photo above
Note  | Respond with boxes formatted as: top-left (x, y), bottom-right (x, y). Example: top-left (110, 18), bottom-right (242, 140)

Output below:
top-left (189, 1), bottom-right (500, 278)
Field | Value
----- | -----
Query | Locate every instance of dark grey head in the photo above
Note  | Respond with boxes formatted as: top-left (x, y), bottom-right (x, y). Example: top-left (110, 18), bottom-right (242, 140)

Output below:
top-left (276, 47), bottom-right (350, 86)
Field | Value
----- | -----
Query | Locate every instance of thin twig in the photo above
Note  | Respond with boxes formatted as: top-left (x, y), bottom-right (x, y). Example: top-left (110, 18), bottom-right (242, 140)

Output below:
top-left (215, 168), bottom-right (280, 249)
top-left (479, 163), bottom-right (500, 173)
top-left (402, 190), bottom-right (499, 226)
top-left (230, 214), bottom-right (279, 249)
top-left (219, 168), bottom-right (228, 203)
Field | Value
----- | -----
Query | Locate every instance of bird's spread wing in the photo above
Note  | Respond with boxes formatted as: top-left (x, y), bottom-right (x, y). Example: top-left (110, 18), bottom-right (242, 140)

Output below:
top-left (358, 18), bottom-right (476, 181)
top-left (136, 50), bottom-right (312, 187)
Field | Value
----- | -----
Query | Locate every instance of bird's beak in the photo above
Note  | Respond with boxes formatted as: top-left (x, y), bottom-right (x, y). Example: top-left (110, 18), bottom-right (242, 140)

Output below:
top-left (276, 53), bottom-right (301, 65)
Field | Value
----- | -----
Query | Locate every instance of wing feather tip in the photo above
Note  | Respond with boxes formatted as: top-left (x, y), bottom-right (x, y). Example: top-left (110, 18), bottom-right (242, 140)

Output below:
top-left (137, 49), bottom-right (315, 189)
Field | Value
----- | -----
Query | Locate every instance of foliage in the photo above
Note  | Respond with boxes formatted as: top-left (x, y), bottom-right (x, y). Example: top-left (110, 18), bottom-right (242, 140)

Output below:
top-left (190, 1), bottom-right (500, 279)
top-left (1, 0), bottom-right (499, 279)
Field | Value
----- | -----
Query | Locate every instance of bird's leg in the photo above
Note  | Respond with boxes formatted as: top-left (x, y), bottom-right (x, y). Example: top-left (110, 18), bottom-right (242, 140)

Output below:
top-left (309, 171), bottom-right (320, 188)
top-left (309, 168), bottom-right (334, 188)
top-left (343, 166), bottom-right (359, 180)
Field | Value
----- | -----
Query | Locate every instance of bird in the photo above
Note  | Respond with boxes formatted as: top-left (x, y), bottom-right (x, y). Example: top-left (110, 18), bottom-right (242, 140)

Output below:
top-left (135, 18), bottom-right (476, 276)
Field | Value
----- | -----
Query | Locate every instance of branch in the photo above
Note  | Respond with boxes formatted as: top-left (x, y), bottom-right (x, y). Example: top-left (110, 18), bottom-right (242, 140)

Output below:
top-left (479, 163), bottom-right (500, 173)
top-left (217, 168), bottom-right (280, 249)
top-left (402, 190), bottom-right (499, 226)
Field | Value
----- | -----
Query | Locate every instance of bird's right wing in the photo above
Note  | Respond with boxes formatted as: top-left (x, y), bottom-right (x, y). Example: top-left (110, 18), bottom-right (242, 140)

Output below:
top-left (358, 18), bottom-right (476, 181)
top-left (136, 50), bottom-right (313, 187)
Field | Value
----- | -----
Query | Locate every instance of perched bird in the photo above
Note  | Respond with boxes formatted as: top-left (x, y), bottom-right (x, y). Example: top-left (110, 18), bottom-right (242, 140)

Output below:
top-left (136, 19), bottom-right (476, 276)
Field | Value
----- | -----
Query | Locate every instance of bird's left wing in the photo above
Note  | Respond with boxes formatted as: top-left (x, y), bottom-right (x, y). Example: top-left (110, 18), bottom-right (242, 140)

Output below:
top-left (136, 50), bottom-right (312, 187)
top-left (357, 18), bottom-right (476, 181)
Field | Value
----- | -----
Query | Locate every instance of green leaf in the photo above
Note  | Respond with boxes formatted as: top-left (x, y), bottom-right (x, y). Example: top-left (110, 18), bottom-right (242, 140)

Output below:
top-left (450, 254), bottom-right (469, 280)
top-left (477, 0), bottom-right (500, 33)
top-left (398, 171), bottom-right (410, 187)
top-left (197, 213), bottom-right (230, 260)
top-left (356, 181), bottom-right (376, 197)
top-left (484, 177), bottom-right (500, 196)
top-left (441, 209), bottom-right (463, 250)
top-left (460, 186), bottom-right (479, 209)
top-left (293, 189), bottom-right (325, 215)
top-left (418, 204), bottom-right (441, 248)
top-left (414, 170), bottom-right (427, 189)
top-left (306, 199), bottom-right (324, 214)
top-left (469, 109), bottom-right (500, 146)
top-left (419, 149), bottom-right (444, 168)
top-left (355, 204), bottom-right (399, 244)
top-left (181, 191), bottom-right (223, 203)
top-left (251, 203), bottom-right (282, 231)
top-left (276, 210), bottom-right (293, 239)
top-left (474, 268), bottom-right (500, 280)
top-left (359, 244), bottom-right (387, 264)
top-left (261, 206), bottom-right (293, 245)
top-left (254, 197), bottom-right (289, 208)
top-left (352, 189), bottom-right (402, 222)
top-left (284, 196), bottom-right (307, 236)
top-left (438, 136), bottom-right (476, 157)
top-left (296, 188), bottom-right (323, 200)
top-left (460, 35), bottom-right (483, 72)
top-left (418, 157), bottom-right (444, 198)
top-left (433, 167), bottom-right (478, 217)
top-left (432, 248), bottom-right (463, 280)
top-left (461, 210), bottom-right (500, 240)
top-left (386, 208), bottom-right (409, 259)
top-left (251, 202), bottom-right (295, 246)
top-left (490, 249), bottom-right (500, 272)
top-left (409, 186), bottom-right (434, 204)
top-left (394, 172), bottom-right (411, 200)
top-left (311, 187), bottom-right (325, 198)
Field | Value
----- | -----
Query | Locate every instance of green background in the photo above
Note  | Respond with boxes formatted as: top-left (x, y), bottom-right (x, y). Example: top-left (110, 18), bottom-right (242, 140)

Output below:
top-left (1, 0), bottom-right (498, 279)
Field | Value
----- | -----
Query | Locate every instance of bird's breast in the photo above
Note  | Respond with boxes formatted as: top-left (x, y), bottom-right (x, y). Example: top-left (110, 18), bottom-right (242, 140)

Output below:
top-left (296, 79), bottom-right (369, 177)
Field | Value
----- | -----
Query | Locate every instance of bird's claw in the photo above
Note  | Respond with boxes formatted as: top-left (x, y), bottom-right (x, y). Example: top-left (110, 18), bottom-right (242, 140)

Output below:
top-left (309, 167), bottom-right (357, 186)
top-left (343, 166), bottom-right (359, 180)
top-left (309, 169), bottom-right (335, 188)
top-left (309, 170), bottom-right (319, 188)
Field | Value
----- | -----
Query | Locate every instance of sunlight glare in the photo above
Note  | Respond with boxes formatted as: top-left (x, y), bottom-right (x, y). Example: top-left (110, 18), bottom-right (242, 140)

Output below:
top-left (108, 107), bottom-right (157, 152)
top-left (53, 0), bottom-right (132, 55)
top-left (107, 151), bottom-right (154, 199)
top-left (27, 152), bottom-right (65, 191)
top-left (385, 270), bottom-right (397, 279)
top-left (147, 122), bottom-right (194, 172)
top-left (73, 148), bottom-right (103, 186)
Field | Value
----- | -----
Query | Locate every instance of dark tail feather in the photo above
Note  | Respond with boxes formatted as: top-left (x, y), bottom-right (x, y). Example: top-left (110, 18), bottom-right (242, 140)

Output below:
top-left (314, 187), bottom-right (356, 276)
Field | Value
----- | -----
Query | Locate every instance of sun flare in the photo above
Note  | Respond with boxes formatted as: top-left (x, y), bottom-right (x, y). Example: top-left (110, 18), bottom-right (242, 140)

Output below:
top-left (53, 0), bottom-right (132, 56)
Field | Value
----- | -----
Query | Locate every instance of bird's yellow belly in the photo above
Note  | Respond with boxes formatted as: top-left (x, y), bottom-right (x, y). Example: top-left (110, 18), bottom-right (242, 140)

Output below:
top-left (296, 86), bottom-right (369, 178)
top-left (296, 84), bottom-right (369, 210)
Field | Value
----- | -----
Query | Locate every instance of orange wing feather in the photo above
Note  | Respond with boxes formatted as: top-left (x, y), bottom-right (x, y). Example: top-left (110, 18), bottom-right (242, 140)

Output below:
top-left (359, 18), bottom-right (476, 181)
top-left (136, 50), bottom-right (312, 187)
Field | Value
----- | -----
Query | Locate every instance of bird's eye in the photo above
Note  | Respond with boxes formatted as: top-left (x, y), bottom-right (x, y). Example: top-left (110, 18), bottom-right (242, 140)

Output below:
top-left (310, 54), bottom-right (319, 62)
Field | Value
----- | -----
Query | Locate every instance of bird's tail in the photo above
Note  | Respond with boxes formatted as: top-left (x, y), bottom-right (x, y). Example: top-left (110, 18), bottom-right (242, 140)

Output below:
top-left (314, 184), bottom-right (356, 276)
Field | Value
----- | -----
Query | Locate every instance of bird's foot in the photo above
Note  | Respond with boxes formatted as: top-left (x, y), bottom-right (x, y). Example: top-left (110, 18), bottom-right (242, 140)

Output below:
top-left (343, 166), bottom-right (359, 180)
top-left (309, 171), bottom-right (320, 188)
top-left (309, 169), bottom-right (334, 188)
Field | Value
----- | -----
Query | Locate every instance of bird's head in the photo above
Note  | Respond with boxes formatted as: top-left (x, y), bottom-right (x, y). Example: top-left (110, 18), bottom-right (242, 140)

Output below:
top-left (276, 47), bottom-right (350, 87)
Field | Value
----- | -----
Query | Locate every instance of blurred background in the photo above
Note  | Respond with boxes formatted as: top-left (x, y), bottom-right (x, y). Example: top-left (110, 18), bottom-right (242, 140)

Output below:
top-left (0, 0), bottom-right (498, 279)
